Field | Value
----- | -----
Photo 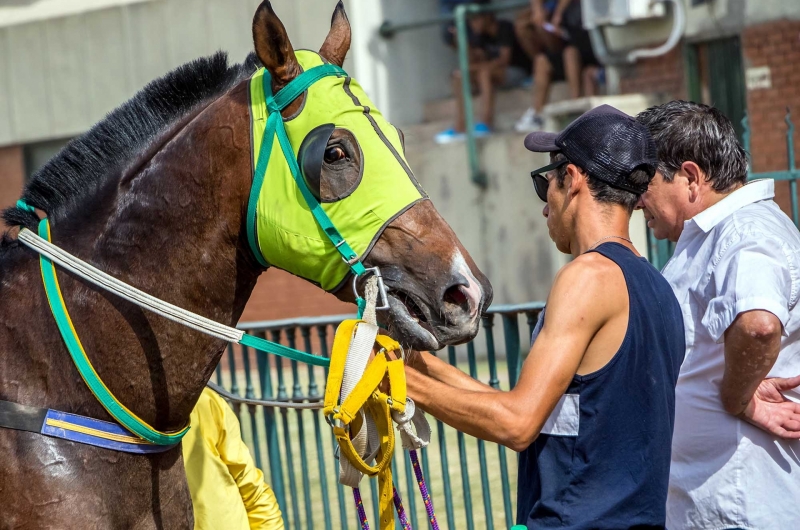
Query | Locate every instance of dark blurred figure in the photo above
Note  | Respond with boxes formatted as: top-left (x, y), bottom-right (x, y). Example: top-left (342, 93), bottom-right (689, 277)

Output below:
top-left (513, 0), bottom-right (603, 132)
top-left (435, 8), bottom-right (532, 144)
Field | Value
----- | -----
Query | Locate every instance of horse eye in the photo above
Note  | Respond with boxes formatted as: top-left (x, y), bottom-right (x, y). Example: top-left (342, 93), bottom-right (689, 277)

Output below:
top-left (324, 146), bottom-right (346, 163)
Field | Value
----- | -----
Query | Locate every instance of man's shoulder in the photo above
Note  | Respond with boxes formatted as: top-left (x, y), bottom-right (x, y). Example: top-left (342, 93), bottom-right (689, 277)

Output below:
top-left (716, 200), bottom-right (798, 242)
top-left (708, 201), bottom-right (800, 262)
top-left (551, 253), bottom-right (626, 309)
top-left (558, 251), bottom-right (621, 281)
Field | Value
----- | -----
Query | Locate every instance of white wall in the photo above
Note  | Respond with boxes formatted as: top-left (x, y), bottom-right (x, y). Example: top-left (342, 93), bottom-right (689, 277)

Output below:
top-left (348, 0), bottom-right (456, 126)
top-left (0, 0), bottom-right (349, 147)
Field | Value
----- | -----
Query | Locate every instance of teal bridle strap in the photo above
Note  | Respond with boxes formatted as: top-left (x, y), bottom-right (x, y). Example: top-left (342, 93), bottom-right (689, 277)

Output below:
top-left (36, 219), bottom-right (189, 445)
top-left (245, 64), bottom-right (367, 278)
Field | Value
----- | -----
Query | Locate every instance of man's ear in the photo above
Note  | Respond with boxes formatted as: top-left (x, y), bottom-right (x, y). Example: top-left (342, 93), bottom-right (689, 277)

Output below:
top-left (565, 164), bottom-right (585, 199)
top-left (681, 161), bottom-right (705, 202)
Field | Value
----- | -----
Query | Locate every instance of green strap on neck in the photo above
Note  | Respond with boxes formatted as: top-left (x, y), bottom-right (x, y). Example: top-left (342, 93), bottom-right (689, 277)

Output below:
top-left (36, 218), bottom-right (188, 445)
top-left (246, 64), bottom-right (366, 278)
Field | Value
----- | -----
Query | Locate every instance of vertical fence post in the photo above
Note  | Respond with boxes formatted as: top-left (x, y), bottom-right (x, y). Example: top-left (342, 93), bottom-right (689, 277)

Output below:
top-left (448, 346), bottom-right (475, 530)
top-left (226, 343), bottom-right (244, 425)
top-left (467, 341), bottom-right (494, 530)
top-left (501, 313), bottom-right (521, 389)
top-left (256, 332), bottom-right (287, 516)
top-left (430, 349), bottom-right (457, 529)
top-left (483, 314), bottom-right (514, 529)
top-left (317, 324), bottom-right (349, 530)
top-left (454, 4), bottom-right (486, 187)
top-left (240, 344), bottom-right (263, 470)
top-left (785, 108), bottom-right (798, 227)
top-left (742, 113), bottom-right (752, 179)
top-left (287, 329), bottom-right (314, 530)
top-left (302, 326), bottom-right (332, 530)
top-left (272, 328), bottom-right (300, 530)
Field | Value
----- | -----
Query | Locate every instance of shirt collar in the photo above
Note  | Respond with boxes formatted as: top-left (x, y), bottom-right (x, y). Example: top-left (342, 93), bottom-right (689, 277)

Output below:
top-left (689, 179), bottom-right (775, 233)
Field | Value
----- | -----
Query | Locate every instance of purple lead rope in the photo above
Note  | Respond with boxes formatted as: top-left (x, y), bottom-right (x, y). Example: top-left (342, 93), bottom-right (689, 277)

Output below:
top-left (410, 449), bottom-right (440, 530)
top-left (393, 486), bottom-right (413, 529)
top-left (353, 487), bottom-right (370, 530)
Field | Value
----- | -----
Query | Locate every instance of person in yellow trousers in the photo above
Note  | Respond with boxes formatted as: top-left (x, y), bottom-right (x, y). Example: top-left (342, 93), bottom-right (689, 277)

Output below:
top-left (182, 387), bottom-right (285, 529)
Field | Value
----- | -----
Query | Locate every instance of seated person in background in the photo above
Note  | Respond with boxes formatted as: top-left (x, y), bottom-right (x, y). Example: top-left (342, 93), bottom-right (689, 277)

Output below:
top-left (439, 0), bottom-right (486, 47)
top-left (435, 10), bottom-right (532, 144)
top-left (514, 0), bottom-right (603, 132)
top-left (183, 387), bottom-right (284, 530)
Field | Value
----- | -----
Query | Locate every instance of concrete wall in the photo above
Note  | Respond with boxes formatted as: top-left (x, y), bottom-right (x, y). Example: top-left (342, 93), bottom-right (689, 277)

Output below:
top-left (348, 0), bottom-right (457, 126)
top-left (0, 0), bottom-right (352, 147)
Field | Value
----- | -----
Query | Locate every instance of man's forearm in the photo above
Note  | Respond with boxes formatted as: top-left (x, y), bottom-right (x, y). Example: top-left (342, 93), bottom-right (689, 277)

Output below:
top-left (722, 311), bottom-right (783, 415)
top-left (408, 351), bottom-right (498, 393)
top-left (406, 367), bottom-right (533, 451)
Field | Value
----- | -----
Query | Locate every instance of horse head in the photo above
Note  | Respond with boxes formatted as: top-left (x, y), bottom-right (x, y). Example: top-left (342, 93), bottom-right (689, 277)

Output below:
top-left (249, 1), bottom-right (492, 350)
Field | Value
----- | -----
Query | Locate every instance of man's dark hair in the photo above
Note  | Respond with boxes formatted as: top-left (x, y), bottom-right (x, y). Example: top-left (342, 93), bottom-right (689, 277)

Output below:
top-left (636, 100), bottom-right (748, 192)
top-left (549, 152), bottom-right (649, 213)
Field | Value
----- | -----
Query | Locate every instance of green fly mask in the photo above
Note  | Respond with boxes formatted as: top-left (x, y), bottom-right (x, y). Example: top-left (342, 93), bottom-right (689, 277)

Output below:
top-left (247, 50), bottom-right (426, 292)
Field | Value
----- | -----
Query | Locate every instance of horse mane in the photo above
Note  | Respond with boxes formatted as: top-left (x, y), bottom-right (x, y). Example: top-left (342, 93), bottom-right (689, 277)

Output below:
top-left (1, 51), bottom-right (260, 236)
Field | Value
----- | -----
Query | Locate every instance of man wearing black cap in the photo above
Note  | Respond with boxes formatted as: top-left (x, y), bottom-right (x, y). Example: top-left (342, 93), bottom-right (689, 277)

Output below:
top-left (399, 105), bottom-right (685, 529)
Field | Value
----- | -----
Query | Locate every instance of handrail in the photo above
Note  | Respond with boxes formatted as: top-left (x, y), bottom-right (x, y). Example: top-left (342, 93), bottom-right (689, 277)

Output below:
top-left (455, 1), bottom-right (529, 187)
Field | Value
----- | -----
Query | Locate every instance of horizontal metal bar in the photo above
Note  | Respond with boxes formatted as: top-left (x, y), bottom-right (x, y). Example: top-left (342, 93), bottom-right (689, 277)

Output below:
top-left (486, 301), bottom-right (546, 314)
top-left (237, 302), bottom-right (546, 332)
top-left (748, 171), bottom-right (800, 182)
top-left (237, 313), bottom-right (357, 331)
top-left (379, 0), bottom-right (528, 39)
top-left (208, 381), bottom-right (323, 409)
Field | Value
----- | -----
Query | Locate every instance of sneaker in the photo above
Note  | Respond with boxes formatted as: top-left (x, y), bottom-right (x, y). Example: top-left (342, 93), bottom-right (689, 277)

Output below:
top-left (474, 122), bottom-right (492, 137)
top-left (514, 107), bottom-right (545, 133)
top-left (434, 128), bottom-right (466, 145)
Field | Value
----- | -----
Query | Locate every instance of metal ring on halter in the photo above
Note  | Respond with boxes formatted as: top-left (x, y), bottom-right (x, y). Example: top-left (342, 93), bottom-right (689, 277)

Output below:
top-left (352, 266), bottom-right (390, 311)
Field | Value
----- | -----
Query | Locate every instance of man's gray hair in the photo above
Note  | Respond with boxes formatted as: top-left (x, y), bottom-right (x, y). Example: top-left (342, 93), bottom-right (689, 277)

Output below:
top-left (636, 101), bottom-right (748, 192)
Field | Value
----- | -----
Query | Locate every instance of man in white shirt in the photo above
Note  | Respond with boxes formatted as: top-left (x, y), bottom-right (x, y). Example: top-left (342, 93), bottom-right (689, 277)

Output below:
top-left (636, 100), bottom-right (800, 530)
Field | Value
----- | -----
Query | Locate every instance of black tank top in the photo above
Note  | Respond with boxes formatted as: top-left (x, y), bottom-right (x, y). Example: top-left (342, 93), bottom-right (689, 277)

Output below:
top-left (516, 243), bottom-right (685, 529)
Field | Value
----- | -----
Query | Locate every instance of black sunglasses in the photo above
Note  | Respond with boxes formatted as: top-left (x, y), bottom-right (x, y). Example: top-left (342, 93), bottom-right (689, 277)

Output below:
top-left (530, 159), bottom-right (569, 202)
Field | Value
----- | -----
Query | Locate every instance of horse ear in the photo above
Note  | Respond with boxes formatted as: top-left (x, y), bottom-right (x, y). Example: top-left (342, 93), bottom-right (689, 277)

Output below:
top-left (252, 1), bottom-right (301, 91)
top-left (319, 1), bottom-right (351, 67)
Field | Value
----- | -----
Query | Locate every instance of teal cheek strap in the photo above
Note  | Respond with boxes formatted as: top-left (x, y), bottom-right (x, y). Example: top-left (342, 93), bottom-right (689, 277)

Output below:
top-left (245, 64), bottom-right (366, 277)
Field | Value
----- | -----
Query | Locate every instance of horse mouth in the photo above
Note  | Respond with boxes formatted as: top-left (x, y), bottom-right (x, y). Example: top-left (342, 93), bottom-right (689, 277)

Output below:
top-left (385, 290), bottom-right (441, 351)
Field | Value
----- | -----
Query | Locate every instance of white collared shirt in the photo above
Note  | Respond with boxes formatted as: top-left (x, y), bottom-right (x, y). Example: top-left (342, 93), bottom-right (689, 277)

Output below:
top-left (662, 179), bottom-right (800, 530)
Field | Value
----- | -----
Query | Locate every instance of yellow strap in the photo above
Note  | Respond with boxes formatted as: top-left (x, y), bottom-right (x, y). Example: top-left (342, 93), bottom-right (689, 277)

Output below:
top-left (44, 418), bottom-right (151, 445)
top-left (334, 398), bottom-right (395, 476)
top-left (386, 359), bottom-right (407, 412)
top-left (325, 321), bottom-right (407, 530)
top-left (339, 355), bottom-right (388, 423)
top-left (323, 319), bottom-right (360, 416)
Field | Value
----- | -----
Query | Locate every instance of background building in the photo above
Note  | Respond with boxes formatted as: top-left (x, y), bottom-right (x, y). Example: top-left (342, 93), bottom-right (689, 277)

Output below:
top-left (2, 0), bottom-right (799, 322)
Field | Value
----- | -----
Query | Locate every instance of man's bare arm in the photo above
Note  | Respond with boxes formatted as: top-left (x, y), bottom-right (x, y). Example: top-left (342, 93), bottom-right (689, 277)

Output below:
top-left (722, 310), bottom-right (800, 438)
top-left (406, 350), bottom-right (498, 393)
top-left (405, 258), bottom-right (615, 451)
top-left (721, 310), bottom-right (782, 415)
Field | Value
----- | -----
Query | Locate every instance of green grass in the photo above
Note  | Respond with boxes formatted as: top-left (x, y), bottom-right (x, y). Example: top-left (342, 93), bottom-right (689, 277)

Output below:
top-left (217, 354), bottom-right (519, 530)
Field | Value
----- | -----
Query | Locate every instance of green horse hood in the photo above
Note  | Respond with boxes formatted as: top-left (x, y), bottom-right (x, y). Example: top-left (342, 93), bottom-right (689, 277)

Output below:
top-left (249, 50), bottom-right (426, 291)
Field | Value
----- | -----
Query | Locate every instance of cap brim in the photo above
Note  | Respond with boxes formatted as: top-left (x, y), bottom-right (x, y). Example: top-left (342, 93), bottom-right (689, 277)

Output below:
top-left (524, 131), bottom-right (559, 152)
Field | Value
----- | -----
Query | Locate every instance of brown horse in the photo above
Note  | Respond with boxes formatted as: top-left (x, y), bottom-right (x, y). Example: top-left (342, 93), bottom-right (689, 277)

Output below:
top-left (0, 2), bottom-right (491, 528)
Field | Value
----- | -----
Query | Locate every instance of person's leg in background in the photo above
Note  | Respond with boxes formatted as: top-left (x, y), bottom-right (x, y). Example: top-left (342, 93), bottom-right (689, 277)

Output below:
top-left (452, 69), bottom-right (468, 133)
top-left (562, 45), bottom-right (582, 99)
top-left (582, 65), bottom-right (601, 97)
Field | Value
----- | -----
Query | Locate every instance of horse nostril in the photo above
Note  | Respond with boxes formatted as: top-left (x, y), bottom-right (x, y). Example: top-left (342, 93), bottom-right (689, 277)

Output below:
top-left (442, 284), bottom-right (470, 314)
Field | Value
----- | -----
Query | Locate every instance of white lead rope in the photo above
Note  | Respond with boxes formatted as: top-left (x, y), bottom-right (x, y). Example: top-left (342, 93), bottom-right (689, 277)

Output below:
top-left (17, 228), bottom-right (245, 344)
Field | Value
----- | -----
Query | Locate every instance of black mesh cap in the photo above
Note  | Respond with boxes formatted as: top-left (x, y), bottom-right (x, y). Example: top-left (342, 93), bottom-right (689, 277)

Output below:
top-left (525, 105), bottom-right (658, 195)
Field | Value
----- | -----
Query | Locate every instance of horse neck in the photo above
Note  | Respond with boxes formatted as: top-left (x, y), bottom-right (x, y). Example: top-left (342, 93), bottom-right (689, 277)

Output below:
top-left (7, 83), bottom-right (261, 431)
